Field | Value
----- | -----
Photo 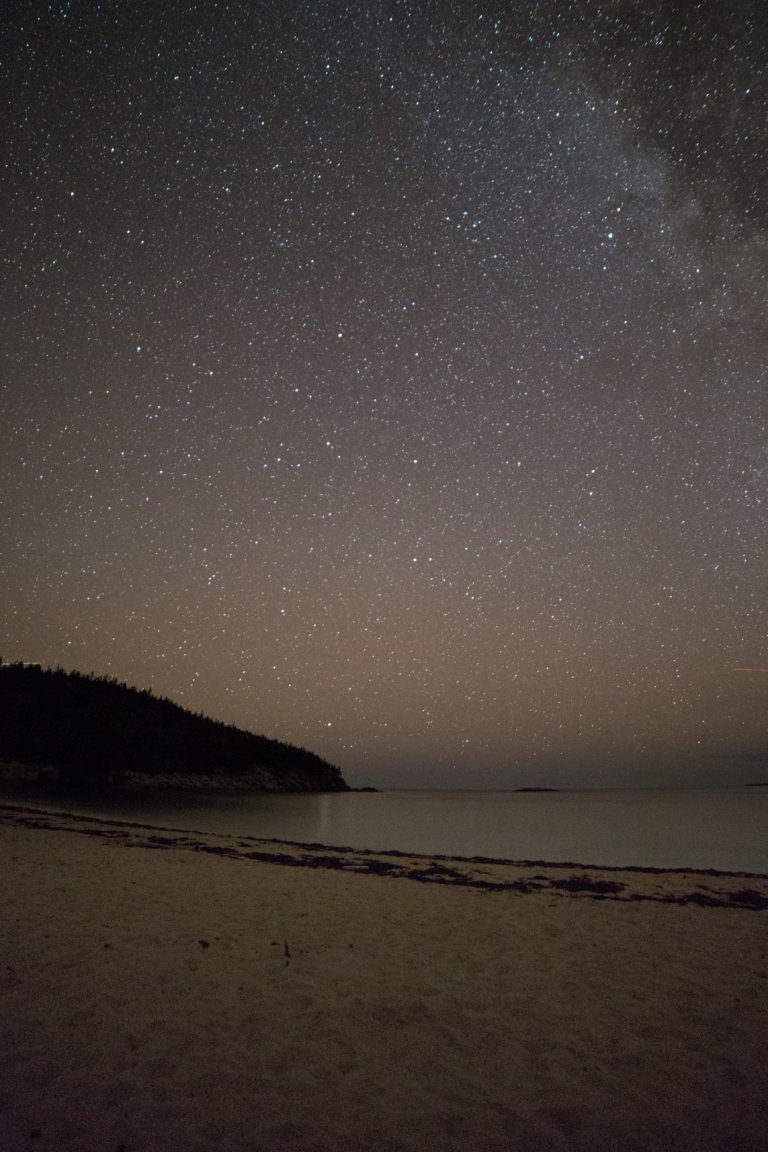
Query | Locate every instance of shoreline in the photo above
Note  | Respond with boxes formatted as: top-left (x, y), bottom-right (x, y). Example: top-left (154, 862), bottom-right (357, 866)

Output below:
top-left (0, 759), bottom-right (348, 794)
top-left (2, 801), bottom-right (768, 899)
top-left (2, 805), bottom-right (767, 1151)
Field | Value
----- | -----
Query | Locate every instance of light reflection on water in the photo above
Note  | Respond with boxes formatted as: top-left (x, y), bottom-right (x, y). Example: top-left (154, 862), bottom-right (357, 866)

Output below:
top-left (3, 785), bottom-right (767, 873)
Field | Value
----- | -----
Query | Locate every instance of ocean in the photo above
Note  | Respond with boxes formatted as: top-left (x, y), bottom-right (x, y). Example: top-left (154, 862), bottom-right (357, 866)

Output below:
top-left (2, 786), bottom-right (767, 873)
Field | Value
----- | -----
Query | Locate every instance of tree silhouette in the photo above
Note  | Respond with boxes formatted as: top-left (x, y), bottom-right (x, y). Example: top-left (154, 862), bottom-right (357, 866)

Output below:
top-left (0, 663), bottom-right (347, 791)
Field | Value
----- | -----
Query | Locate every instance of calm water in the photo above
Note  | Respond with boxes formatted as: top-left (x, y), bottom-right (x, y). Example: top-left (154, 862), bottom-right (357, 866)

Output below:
top-left (3, 786), bottom-right (767, 873)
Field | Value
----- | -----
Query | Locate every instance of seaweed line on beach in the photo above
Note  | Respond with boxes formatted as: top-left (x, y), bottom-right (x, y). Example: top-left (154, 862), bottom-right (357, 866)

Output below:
top-left (2, 803), bottom-right (767, 910)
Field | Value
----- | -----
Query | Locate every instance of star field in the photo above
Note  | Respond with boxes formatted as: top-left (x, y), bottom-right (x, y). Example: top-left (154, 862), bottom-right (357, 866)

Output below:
top-left (2, 1), bottom-right (766, 787)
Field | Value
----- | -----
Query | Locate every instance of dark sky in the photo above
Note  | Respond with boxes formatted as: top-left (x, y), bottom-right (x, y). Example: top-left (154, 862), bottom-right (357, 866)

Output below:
top-left (2, 1), bottom-right (766, 788)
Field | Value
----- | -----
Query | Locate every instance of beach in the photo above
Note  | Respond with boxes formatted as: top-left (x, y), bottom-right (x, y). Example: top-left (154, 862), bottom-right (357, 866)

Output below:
top-left (1, 805), bottom-right (766, 1151)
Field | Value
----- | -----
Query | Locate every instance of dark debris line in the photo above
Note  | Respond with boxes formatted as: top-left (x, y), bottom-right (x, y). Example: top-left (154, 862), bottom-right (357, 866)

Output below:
top-left (3, 806), bottom-right (768, 909)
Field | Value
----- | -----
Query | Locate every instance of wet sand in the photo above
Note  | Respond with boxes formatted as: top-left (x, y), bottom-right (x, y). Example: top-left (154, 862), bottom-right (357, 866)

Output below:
top-left (1, 803), bottom-right (766, 1151)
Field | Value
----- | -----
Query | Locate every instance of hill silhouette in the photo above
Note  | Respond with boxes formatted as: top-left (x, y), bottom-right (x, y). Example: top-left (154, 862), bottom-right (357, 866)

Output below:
top-left (0, 662), bottom-right (347, 792)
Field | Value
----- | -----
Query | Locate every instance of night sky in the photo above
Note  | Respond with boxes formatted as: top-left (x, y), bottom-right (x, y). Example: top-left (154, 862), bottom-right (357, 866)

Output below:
top-left (2, 1), bottom-right (766, 789)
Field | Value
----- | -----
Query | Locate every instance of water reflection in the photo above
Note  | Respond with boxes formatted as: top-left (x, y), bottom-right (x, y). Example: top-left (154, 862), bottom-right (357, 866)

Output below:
top-left (1, 785), bottom-right (766, 872)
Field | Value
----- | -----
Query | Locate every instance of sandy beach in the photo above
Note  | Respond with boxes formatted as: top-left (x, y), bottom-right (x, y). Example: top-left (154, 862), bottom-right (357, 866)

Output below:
top-left (1, 804), bottom-right (766, 1152)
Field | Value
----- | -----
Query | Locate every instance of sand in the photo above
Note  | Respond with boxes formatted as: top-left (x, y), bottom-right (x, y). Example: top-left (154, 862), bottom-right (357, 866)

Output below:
top-left (0, 804), bottom-right (766, 1152)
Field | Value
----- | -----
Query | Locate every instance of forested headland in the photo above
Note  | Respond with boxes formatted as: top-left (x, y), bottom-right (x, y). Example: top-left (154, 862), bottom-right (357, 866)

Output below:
top-left (0, 662), bottom-right (348, 792)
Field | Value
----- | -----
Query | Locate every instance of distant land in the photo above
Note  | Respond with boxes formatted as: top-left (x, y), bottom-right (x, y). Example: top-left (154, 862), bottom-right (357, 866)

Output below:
top-left (514, 787), bottom-right (560, 792)
top-left (0, 662), bottom-right (348, 793)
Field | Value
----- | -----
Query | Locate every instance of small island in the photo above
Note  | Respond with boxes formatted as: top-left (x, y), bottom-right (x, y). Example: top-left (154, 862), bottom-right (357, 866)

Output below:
top-left (514, 787), bottom-right (560, 792)
top-left (0, 662), bottom-right (348, 793)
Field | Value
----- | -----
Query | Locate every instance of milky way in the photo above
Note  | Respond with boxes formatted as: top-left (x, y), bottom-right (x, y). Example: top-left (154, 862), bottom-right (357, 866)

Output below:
top-left (2, 1), bottom-right (766, 787)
